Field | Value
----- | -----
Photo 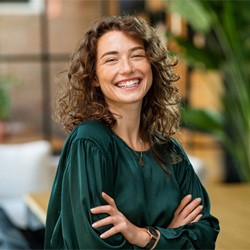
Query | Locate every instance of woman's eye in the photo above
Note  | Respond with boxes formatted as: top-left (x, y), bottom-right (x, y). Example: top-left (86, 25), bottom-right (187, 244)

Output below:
top-left (132, 54), bottom-right (145, 59)
top-left (105, 58), bottom-right (117, 63)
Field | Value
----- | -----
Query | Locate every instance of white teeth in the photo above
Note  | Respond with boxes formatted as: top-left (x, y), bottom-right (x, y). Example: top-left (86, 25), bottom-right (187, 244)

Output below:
top-left (117, 79), bottom-right (140, 88)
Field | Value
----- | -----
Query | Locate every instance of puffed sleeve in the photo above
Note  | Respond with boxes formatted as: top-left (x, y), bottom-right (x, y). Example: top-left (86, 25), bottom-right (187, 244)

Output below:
top-left (45, 138), bottom-right (132, 249)
top-left (154, 140), bottom-right (220, 249)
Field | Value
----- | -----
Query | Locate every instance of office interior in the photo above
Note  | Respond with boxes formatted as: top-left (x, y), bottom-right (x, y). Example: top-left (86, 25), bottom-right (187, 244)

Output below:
top-left (0, 0), bottom-right (249, 249)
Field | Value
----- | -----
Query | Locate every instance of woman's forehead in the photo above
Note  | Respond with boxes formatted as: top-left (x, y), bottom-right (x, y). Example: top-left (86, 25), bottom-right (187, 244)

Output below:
top-left (96, 30), bottom-right (144, 51)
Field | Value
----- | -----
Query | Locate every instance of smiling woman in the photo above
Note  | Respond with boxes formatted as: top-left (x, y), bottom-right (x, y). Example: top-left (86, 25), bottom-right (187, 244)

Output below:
top-left (45, 15), bottom-right (219, 249)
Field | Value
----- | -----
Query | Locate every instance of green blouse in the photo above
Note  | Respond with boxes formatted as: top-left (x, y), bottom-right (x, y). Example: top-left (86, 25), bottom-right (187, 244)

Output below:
top-left (44, 120), bottom-right (219, 249)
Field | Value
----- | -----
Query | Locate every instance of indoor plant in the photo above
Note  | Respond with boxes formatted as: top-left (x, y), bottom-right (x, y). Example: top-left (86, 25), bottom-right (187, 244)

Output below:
top-left (165, 0), bottom-right (250, 182)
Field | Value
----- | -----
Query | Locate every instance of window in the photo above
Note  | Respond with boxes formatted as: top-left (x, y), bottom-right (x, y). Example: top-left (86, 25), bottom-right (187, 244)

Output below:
top-left (0, 0), bottom-right (44, 14)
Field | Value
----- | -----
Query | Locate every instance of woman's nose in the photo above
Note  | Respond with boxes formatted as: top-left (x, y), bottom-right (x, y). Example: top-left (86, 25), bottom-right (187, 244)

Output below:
top-left (119, 59), bottom-right (134, 75)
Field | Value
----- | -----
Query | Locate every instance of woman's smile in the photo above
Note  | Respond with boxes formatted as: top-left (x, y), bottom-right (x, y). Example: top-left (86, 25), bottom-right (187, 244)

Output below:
top-left (115, 77), bottom-right (141, 89)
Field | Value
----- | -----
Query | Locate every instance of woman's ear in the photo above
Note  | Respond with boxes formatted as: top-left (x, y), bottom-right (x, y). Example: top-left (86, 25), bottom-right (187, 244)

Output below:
top-left (93, 76), bottom-right (100, 87)
top-left (93, 81), bottom-right (100, 87)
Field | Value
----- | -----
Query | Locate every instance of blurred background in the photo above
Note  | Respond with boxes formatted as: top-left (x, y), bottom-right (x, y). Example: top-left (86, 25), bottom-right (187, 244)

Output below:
top-left (0, 0), bottom-right (249, 249)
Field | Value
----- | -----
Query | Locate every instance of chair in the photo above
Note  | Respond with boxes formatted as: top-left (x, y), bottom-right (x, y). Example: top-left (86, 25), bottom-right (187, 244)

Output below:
top-left (0, 140), bottom-right (55, 229)
top-left (188, 154), bottom-right (207, 183)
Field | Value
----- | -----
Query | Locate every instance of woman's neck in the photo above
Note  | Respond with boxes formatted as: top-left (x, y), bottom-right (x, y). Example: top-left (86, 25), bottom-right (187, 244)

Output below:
top-left (109, 104), bottom-right (149, 151)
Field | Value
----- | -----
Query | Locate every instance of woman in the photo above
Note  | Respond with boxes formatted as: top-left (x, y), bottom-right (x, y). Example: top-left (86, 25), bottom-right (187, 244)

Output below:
top-left (45, 15), bottom-right (219, 249)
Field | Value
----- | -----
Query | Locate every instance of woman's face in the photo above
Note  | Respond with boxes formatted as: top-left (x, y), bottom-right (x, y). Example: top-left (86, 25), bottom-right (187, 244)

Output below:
top-left (95, 30), bottom-right (153, 109)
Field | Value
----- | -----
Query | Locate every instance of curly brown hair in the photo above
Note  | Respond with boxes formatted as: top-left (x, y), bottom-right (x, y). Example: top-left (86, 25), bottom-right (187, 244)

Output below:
top-left (54, 15), bottom-right (180, 150)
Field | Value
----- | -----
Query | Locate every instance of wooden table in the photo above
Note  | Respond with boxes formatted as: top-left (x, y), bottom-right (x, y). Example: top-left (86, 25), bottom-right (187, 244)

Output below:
top-left (25, 184), bottom-right (250, 249)
top-left (206, 184), bottom-right (250, 250)
top-left (24, 192), bottom-right (50, 225)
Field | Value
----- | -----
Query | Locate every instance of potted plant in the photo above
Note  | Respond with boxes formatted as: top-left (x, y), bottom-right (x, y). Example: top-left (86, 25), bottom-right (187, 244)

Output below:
top-left (165, 0), bottom-right (250, 182)
top-left (0, 74), bottom-right (19, 141)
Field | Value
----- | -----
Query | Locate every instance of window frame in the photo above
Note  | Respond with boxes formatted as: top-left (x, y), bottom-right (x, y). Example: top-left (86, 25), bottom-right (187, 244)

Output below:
top-left (0, 0), bottom-right (44, 15)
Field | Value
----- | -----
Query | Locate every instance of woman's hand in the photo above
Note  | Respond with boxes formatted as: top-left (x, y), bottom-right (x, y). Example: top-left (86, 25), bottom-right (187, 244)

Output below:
top-left (167, 194), bottom-right (203, 229)
top-left (90, 192), bottom-right (150, 247)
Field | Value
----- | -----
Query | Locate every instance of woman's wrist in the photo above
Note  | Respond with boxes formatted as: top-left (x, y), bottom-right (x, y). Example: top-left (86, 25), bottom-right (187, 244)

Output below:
top-left (151, 229), bottom-right (160, 249)
top-left (144, 227), bottom-right (160, 250)
top-left (131, 226), bottom-right (160, 249)
top-left (130, 226), bottom-right (151, 248)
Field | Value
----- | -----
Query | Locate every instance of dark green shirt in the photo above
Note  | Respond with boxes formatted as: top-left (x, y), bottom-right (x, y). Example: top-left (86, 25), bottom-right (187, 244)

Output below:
top-left (45, 120), bottom-right (219, 249)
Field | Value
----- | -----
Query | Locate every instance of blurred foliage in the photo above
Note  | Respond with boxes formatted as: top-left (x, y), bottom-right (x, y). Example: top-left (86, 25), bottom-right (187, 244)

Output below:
top-left (0, 75), bottom-right (19, 120)
top-left (165, 0), bottom-right (250, 181)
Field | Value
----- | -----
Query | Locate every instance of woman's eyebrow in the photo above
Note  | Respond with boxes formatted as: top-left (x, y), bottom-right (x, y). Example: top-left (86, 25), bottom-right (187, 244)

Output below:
top-left (129, 46), bottom-right (145, 52)
top-left (100, 46), bottom-right (145, 59)
top-left (100, 51), bottom-right (118, 59)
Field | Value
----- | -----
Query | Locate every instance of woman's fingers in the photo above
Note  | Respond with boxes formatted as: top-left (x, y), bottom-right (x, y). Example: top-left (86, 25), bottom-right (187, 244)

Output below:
top-left (90, 192), bottom-right (122, 239)
top-left (175, 194), bottom-right (192, 215)
top-left (181, 198), bottom-right (202, 218)
top-left (90, 192), bottom-right (117, 215)
top-left (168, 195), bottom-right (203, 228)
top-left (191, 214), bottom-right (203, 223)
top-left (90, 205), bottom-right (114, 215)
top-left (92, 215), bottom-right (114, 228)
top-left (91, 211), bottom-right (122, 239)
top-left (184, 204), bottom-right (203, 223)
top-left (101, 192), bottom-right (117, 208)
top-left (90, 192), bottom-right (144, 244)
top-left (99, 224), bottom-right (121, 239)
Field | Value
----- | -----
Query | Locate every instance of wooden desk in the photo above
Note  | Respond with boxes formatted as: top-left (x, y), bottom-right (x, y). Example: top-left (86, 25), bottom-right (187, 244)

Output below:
top-left (25, 184), bottom-right (250, 249)
top-left (206, 184), bottom-right (250, 250)
top-left (24, 192), bottom-right (50, 225)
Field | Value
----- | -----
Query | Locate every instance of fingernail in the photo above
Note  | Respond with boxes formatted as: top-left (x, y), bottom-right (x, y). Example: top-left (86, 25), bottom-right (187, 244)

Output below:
top-left (92, 223), bottom-right (97, 228)
top-left (100, 233), bottom-right (105, 238)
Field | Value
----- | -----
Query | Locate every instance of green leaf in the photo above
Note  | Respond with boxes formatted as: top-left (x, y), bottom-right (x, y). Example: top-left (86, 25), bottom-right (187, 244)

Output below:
top-left (0, 75), bottom-right (20, 120)
top-left (171, 35), bottom-right (221, 69)
top-left (168, 0), bottom-right (212, 33)
top-left (181, 107), bottom-right (223, 137)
